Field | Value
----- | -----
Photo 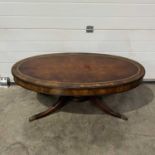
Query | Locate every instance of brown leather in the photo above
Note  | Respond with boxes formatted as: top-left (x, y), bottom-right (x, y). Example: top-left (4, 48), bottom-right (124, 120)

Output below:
top-left (12, 53), bottom-right (145, 96)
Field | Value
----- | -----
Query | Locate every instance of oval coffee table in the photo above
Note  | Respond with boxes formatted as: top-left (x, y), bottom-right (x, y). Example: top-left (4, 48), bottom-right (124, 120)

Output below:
top-left (12, 53), bottom-right (145, 122)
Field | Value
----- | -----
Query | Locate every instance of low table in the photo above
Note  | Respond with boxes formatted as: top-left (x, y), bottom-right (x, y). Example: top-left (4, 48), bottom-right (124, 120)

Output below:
top-left (12, 53), bottom-right (145, 122)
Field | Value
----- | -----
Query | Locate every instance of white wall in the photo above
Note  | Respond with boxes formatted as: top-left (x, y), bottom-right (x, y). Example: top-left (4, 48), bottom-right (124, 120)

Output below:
top-left (0, 0), bottom-right (155, 80)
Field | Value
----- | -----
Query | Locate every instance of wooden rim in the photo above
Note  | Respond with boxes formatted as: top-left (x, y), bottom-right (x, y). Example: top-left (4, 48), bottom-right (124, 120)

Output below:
top-left (14, 76), bottom-right (143, 96)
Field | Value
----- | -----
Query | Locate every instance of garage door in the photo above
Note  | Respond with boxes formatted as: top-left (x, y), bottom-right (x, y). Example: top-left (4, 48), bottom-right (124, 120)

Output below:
top-left (0, 0), bottom-right (155, 81)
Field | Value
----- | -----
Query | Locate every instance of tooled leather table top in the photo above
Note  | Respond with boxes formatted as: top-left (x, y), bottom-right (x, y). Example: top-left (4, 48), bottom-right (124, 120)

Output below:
top-left (12, 53), bottom-right (145, 96)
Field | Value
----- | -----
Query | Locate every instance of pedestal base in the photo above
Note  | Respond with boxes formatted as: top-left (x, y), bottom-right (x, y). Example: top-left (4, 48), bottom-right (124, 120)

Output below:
top-left (29, 96), bottom-right (128, 122)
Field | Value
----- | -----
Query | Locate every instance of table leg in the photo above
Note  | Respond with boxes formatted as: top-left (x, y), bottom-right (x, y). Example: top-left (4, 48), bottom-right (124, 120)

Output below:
top-left (29, 95), bottom-right (128, 122)
top-left (29, 96), bottom-right (70, 122)
top-left (90, 96), bottom-right (128, 121)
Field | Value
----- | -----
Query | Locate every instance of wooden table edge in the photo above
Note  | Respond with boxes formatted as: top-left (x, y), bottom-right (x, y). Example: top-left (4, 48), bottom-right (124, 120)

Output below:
top-left (13, 76), bottom-right (144, 96)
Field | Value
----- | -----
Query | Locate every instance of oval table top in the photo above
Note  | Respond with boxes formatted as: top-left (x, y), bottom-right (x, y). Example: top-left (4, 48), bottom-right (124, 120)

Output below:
top-left (12, 53), bottom-right (145, 96)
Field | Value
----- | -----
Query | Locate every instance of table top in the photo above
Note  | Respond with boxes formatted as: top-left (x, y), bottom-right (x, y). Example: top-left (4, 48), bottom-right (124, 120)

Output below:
top-left (12, 53), bottom-right (145, 96)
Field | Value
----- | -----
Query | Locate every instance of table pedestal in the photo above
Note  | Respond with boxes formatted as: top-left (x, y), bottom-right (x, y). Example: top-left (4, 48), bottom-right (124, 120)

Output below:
top-left (29, 96), bottom-right (128, 122)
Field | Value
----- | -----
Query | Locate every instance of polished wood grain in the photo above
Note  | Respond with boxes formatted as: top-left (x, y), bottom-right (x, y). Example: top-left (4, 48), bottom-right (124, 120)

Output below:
top-left (11, 53), bottom-right (145, 121)
top-left (12, 53), bottom-right (145, 96)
